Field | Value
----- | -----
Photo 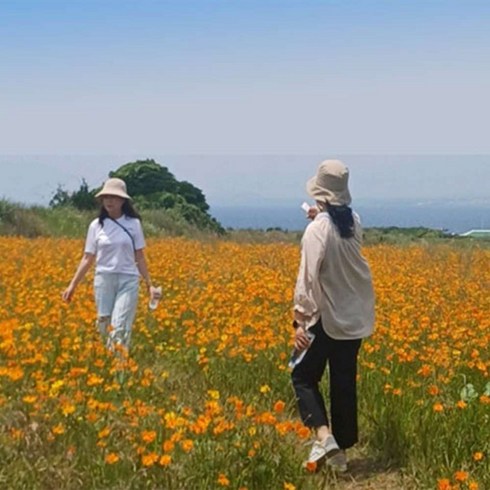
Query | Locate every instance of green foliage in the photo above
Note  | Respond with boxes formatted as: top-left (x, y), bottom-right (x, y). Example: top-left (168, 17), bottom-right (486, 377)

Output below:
top-left (109, 159), bottom-right (178, 196)
top-left (49, 179), bottom-right (97, 211)
top-left (176, 180), bottom-right (209, 212)
top-left (0, 200), bottom-right (225, 238)
top-left (0, 199), bottom-right (46, 237)
top-left (49, 159), bottom-right (222, 233)
top-left (363, 226), bottom-right (451, 245)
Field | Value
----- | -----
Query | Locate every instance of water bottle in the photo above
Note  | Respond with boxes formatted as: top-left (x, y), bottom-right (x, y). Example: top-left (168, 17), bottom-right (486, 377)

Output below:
top-left (149, 286), bottom-right (162, 310)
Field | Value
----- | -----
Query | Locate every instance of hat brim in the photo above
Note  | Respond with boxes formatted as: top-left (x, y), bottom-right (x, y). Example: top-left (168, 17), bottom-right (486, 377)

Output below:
top-left (95, 190), bottom-right (131, 200)
top-left (306, 176), bottom-right (351, 206)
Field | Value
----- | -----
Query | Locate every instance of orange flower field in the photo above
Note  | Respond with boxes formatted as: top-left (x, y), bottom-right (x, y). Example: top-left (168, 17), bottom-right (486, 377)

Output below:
top-left (0, 237), bottom-right (489, 489)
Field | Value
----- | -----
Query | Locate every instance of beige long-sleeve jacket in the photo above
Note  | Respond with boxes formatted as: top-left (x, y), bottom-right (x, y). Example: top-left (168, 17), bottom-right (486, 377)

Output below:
top-left (294, 211), bottom-right (375, 340)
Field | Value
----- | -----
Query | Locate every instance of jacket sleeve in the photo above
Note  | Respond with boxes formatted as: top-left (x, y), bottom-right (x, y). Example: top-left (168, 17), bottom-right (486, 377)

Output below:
top-left (293, 219), bottom-right (328, 323)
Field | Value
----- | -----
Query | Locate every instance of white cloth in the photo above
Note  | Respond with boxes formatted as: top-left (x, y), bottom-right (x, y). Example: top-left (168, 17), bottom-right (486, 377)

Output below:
top-left (84, 216), bottom-right (145, 276)
top-left (294, 211), bottom-right (375, 340)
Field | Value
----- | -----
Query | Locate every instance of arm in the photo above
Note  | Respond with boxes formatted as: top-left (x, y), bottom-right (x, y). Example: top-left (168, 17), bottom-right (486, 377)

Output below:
top-left (293, 221), bottom-right (327, 326)
top-left (292, 223), bottom-right (327, 350)
top-left (135, 249), bottom-right (152, 292)
top-left (62, 253), bottom-right (95, 302)
top-left (135, 249), bottom-right (162, 301)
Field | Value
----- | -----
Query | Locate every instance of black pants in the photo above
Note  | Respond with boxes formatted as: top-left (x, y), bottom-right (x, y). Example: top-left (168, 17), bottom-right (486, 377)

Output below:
top-left (291, 320), bottom-right (362, 449)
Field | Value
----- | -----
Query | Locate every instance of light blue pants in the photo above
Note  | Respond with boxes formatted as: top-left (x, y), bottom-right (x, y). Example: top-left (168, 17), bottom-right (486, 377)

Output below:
top-left (94, 273), bottom-right (139, 351)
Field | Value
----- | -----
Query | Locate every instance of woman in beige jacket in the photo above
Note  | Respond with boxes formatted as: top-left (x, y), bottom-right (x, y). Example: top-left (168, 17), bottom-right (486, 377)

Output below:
top-left (291, 160), bottom-right (375, 472)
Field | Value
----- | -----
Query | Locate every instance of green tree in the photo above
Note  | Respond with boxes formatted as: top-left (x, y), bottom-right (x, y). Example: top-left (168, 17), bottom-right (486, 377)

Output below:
top-left (71, 179), bottom-right (97, 210)
top-left (49, 159), bottom-right (223, 233)
top-left (177, 181), bottom-right (209, 212)
top-left (49, 185), bottom-right (71, 208)
top-left (49, 179), bottom-right (96, 210)
top-left (109, 159), bottom-right (178, 196)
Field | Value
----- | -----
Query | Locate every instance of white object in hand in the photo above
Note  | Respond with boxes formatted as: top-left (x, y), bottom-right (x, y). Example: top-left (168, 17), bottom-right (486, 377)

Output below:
top-left (149, 286), bottom-right (162, 310)
top-left (288, 330), bottom-right (315, 369)
top-left (301, 202), bottom-right (310, 213)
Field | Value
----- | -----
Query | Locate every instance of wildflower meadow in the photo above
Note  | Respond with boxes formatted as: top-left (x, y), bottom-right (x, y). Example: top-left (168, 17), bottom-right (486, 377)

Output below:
top-left (0, 237), bottom-right (489, 489)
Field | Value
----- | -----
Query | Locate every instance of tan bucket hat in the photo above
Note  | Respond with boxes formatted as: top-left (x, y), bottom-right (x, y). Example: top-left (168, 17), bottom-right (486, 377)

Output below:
top-left (306, 159), bottom-right (351, 206)
top-left (95, 178), bottom-right (131, 200)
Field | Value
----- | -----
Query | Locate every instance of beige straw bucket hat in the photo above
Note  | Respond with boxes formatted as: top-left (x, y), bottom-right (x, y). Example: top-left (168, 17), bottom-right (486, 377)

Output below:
top-left (95, 178), bottom-right (131, 200)
top-left (306, 159), bottom-right (352, 206)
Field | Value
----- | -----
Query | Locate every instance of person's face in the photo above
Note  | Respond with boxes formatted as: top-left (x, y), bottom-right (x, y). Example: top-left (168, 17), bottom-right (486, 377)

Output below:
top-left (102, 195), bottom-right (125, 214)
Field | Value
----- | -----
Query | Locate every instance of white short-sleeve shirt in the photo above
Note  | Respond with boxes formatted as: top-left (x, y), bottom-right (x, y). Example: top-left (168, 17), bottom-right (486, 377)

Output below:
top-left (85, 216), bottom-right (145, 275)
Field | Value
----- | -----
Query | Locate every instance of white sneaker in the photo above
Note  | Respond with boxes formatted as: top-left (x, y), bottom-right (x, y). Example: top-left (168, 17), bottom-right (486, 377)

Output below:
top-left (327, 449), bottom-right (348, 473)
top-left (305, 434), bottom-right (340, 465)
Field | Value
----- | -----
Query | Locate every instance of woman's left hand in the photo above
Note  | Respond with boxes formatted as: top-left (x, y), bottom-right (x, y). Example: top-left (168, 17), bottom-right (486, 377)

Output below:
top-left (307, 206), bottom-right (319, 220)
top-left (149, 285), bottom-right (162, 299)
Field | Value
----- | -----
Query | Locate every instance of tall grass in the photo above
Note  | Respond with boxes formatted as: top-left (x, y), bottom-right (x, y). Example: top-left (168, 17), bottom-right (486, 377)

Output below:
top-left (0, 200), bottom-right (221, 239)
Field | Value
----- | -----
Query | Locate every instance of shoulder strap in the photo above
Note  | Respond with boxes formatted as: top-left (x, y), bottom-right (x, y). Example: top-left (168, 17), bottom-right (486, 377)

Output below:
top-left (109, 217), bottom-right (136, 251)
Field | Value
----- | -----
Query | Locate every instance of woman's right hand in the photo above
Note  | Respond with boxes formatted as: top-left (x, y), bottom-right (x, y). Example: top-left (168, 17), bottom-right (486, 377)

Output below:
top-left (294, 326), bottom-right (312, 351)
top-left (62, 285), bottom-right (75, 303)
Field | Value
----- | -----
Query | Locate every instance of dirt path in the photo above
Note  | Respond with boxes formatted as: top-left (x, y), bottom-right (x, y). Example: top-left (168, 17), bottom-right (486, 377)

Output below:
top-left (305, 447), bottom-right (420, 490)
top-left (329, 456), bottom-right (417, 489)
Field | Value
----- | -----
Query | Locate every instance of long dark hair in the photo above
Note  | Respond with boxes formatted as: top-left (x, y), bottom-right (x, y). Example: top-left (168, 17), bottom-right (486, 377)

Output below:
top-left (326, 203), bottom-right (354, 239)
top-left (98, 199), bottom-right (142, 226)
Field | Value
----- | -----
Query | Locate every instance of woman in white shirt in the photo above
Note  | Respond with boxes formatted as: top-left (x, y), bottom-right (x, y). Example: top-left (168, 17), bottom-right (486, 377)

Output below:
top-left (62, 178), bottom-right (160, 352)
top-left (291, 160), bottom-right (375, 472)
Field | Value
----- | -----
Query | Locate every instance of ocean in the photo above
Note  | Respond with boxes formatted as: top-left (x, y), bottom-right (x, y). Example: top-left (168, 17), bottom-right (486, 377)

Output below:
top-left (211, 201), bottom-right (490, 234)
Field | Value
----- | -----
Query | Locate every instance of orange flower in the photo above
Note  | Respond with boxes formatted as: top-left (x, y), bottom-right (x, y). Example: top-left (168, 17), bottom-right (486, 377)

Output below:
top-left (433, 403), bottom-right (444, 413)
top-left (105, 452), bottom-right (119, 464)
top-left (141, 452), bottom-right (159, 467)
top-left (61, 402), bottom-right (76, 416)
top-left (98, 427), bottom-right (111, 439)
top-left (273, 400), bottom-right (286, 413)
top-left (473, 452), bottom-right (484, 461)
top-left (217, 473), bottom-right (230, 486)
top-left (454, 471), bottom-right (469, 482)
top-left (180, 439), bottom-right (194, 453)
top-left (159, 454), bottom-right (172, 466)
top-left (437, 479), bottom-right (451, 490)
top-left (305, 461), bottom-right (317, 473)
top-left (162, 440), bottom-right (175, 452)
top-left (141, 430), bottom-right (157, 444)
top-left (283, 483), bottom-right (296, 490)
top-left (296, 426), bottom-right (310, 439)
top-left (428, 385), bottom-right (440, 396)
top-left (52, 423), bottom-right (65, 435)
top-left (87, 374), bottom-right (104, 387)
top-left (417, 364), bottom-right (432, 377)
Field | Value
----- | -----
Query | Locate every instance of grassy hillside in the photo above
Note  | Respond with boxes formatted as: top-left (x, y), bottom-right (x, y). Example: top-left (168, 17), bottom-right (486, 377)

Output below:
top-left (0, 200), bottom-right (221, 239)
top-left (1, 199), bottom-right (488, 246)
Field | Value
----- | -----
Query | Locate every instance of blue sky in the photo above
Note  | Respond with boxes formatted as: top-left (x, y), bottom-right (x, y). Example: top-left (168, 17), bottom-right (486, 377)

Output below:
top-left (1, 0), bottom-right (490, 155)
top-left (1, 1), bottom-right (489, 207)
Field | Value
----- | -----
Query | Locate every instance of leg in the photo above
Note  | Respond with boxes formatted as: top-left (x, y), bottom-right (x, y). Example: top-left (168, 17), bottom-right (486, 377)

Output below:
top-left (327, 336), bottom-right (362, 449)
top-left (291, 321), bottom-right (330, 429)
top-left (108, 274), bottom-right (139, 352)
top-left (93, 274), bottom-right (117, 342)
